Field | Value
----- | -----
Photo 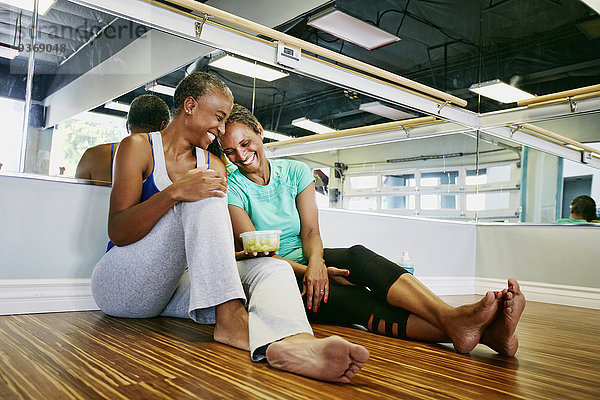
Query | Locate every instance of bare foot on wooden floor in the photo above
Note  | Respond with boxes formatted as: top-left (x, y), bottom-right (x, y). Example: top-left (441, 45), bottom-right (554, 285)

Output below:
top-left (443, 291), bottom-right (499, 354)
top-left (482, 278), bottom-right (526, 357)
top-left (266, 334), bottom-right (370, 383)
top-left (213, 300), bottom-right (250, 351)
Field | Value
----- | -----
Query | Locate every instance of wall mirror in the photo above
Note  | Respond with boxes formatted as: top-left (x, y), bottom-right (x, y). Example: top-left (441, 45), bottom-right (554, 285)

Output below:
top-left (1, 0), bottom-right (599, 224)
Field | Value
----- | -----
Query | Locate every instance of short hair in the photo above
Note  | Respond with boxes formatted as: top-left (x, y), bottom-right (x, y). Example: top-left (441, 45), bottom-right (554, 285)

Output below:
top-left (571, 195), bottom-right (597, 222)
top-left (127, 94), bottom-right (170, 132)
top-left (225, 103), bottom-right (261, 134)
top-left (173, 72), bottom-right (233, 116)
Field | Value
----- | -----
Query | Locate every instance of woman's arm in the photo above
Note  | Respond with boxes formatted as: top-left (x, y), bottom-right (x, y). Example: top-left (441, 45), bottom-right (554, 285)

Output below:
top-left (108, 135), bottom-right (227, 246)
top-left (296, 182), bottom-right (329, 311)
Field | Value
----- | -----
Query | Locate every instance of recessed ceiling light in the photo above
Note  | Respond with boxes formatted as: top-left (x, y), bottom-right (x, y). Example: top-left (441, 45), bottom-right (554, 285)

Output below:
top-left (0, 0), bottom-right (57, 15)
top-left (209, 54), bottom-right (289, 82)
top-left (0, 43), bottom-right (19, 60)
top-left (145, 82), bottom-right (176, 96)
top-left (469, 79), bottom-right (534, 103)
top-left (359, 101), bottom-right (415, 120)
top-left (263, 130), bottom-right (292, 141)
top-left (580, 0), bottom-right (600, 15)
top-left (291, 117), bottom-right (335, 134)
top-left (307, 7), bottom-right (400, 50)
top-left (105, 101), bottom-right (130, 113)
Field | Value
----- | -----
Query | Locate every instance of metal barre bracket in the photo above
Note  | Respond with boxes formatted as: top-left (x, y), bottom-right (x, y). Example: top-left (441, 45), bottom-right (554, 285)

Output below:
top-left (195, 13), bottom-right (209, 38)
top-left (568, 97), bottom-right (577, 113)
top-left (437, 100), bottom-right (451, 115)
top-left (402, 126), bottom-right (411, 138)
top-left (508, 125), bottom-right (521, 138)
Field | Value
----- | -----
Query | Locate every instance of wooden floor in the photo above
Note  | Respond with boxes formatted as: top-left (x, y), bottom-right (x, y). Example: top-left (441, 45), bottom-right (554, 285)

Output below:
top-left (1, 296), bottom-right (598, 400)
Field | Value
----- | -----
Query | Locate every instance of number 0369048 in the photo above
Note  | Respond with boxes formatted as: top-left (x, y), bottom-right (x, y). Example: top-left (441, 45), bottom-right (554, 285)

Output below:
top-left (18, 43), bottom-right (67, 53)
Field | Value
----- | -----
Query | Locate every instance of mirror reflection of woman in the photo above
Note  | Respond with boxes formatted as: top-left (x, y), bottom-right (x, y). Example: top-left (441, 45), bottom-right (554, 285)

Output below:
top-left (219, 104), bottom-right (526, 357)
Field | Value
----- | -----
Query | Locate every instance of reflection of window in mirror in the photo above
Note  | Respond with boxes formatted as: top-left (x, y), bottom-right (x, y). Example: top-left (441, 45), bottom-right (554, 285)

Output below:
top-left (0, 97), bottom-right (25, 172)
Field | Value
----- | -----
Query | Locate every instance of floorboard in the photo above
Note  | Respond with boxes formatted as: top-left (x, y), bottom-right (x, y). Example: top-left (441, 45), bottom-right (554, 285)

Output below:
top-left (0, 296), bottom-right (598, 399)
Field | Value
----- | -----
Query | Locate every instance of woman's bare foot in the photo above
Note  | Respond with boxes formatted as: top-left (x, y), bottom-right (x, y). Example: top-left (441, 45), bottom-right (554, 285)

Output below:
top-left (213, 300), bottom-right (250, 351)
top-left (481, 278), bottom-right (526, 356)
top-left (442, 291), bottom-right (499, 354)
top-left (266, 334), bottom-right (370, 383)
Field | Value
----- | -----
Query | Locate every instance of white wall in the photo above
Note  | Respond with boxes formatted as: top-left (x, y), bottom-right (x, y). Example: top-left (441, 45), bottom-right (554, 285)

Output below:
top-left (0, 174), bottom-right (110, 280)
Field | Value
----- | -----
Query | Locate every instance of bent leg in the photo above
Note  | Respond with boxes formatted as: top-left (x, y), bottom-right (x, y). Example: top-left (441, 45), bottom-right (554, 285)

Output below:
top-left (237, 257), bottom-right (312, 361)
top-left (91, 208), bottom-right (187, 318)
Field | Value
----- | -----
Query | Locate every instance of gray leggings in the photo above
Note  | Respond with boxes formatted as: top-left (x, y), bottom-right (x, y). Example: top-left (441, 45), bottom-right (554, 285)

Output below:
top-left (91, 197), bottom-right (311, 360)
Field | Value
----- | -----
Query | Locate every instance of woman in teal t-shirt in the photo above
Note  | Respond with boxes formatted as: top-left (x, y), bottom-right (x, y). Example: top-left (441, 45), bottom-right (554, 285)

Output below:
top-left (217, 104), bottom-right (526, 357)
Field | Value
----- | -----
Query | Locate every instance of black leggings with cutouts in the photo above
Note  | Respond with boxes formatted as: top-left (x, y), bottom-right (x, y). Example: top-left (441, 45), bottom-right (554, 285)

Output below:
top-left (300, 244), bottom-right (412, 339)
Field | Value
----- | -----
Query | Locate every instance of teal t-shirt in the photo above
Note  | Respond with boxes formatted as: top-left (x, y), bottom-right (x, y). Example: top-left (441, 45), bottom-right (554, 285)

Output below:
top-left (556, 218), bottom-right (587, 223)
top-left (227, 159), bottom-right (314, 263)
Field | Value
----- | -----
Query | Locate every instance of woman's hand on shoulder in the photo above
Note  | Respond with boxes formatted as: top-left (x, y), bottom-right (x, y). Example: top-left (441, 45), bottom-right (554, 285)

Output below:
top-left (171, 164), bottom-right (228, 202)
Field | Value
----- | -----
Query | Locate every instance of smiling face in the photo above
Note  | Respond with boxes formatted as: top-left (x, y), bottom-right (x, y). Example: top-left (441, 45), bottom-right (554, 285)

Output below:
top-left (219, 121), bottom-right (265, 173)
top-left (184, 90), bottom-right (233, 149)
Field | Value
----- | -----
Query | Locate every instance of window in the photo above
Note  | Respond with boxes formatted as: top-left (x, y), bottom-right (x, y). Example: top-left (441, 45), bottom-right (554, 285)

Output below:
top-left (420, 194), bottom-right (458, 210)
top-left (382, 173), bottom-right (416, 187)
top-left (420, 171), bottom-right (459, 186)
top-left (349, 175), bottom-right (377, 189)
top-left (381, 195), bottom-right (416, 210)
top-left (466, 169), bottom-right (487, 185)
top-left (49, 112), bottom-right (128, 177)
top-left (466, 192), bottom-right (510, 211)
top-left (466, 165), bottom-right (510, 185)
top-left (347, 196), bottom-right (377, 210)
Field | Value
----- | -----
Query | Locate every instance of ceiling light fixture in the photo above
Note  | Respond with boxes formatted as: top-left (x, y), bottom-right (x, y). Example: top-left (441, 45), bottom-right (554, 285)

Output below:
top-left (0, 42), bottom-right (19, 59)
top-left (359, 101), bottom-right (416, 120)
top-left (469, 79), bottom-right (534, 103)
top-left (0, 0), bottom-right (57, 15)
top-left (580, 0), bottom-right (600, 15)
top-left (291, 117), bottom-right (335, 134)
top-left (307, 7), bottom-right (400, 50)
top-left (145, 82), bottom-right (176, 96)
top-left (209, 54), bottom-right (289, 82)
top-left (105, 101), bottom-right (130, 113)
top-left (263, 130), bottom-right (292, 141)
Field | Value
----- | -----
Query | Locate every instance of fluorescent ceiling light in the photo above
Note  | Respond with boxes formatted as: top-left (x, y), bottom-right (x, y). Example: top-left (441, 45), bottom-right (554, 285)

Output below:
top-left (469, 79), bottom-right (534, 103)
top-left (291, 117), bottom-right (335, 134)
top-left (0, 0), bottom-right (57, 15)
top-left (581, 1), bottom-right (600, 15)
top-left (105, 101), bottom-right (130, 113)
top-left (209, 54), bottom-right (289, 82)
top-left (359, 101), bottom-right (415, 120)
top-left (263, 130), bottom-right (292, 141)
top-left (0, 43), bottom-right (19, 59)
top-left (307, 8), bottom-right (400, 50)
top-left (145, 82), bottom-right (176, 96)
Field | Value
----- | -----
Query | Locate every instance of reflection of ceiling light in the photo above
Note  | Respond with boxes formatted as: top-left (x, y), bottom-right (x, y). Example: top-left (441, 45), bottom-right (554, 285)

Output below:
top-left (307, 7), bottom-right (400, 50)
top-left (0, 0), bottom-right (57, 15)
top-left (291, 117), bottom-right (335, 134)
top-left (359, 101), bottom-right (415, 120)
top-left (580, 1), bottom-right (600, 15)
top-left (105, 101), bottom-right (130, 113)
top-left (0, 43), bottom-right (19, 59)
top-left (469, 79), bottom-right (534, 103)
top-left (145, 82), bottom-right (176, 96)
top-left (209, 54), bottom-right (288, 82)
top-left (263, 130), bottom-right (292, 141)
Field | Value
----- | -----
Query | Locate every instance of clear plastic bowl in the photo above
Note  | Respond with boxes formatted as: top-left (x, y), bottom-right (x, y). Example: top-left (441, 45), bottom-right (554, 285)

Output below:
top-left (240, 230), bottom-right (282, 253)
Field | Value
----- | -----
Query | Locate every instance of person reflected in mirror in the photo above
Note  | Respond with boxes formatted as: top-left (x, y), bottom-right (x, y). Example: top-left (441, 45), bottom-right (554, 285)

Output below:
top-left (91, 73), bottom-right (368, 384)
top-left (218, 104), bottom-right (526, 357)
top-left (556, 195), bottom-right (599, 223)
top-left (75, 94), bottom-right (170, 184)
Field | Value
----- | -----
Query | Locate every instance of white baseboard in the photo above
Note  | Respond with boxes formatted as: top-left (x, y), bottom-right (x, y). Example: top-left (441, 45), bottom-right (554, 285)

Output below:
top-left (416, 276), bottom-right (475, 295)
top-left (475, 277), bottom-right (600, 310)
top-left (0, 277), bottom-right (598, 315)
top-left (0, 279), bottom-right (98, 315)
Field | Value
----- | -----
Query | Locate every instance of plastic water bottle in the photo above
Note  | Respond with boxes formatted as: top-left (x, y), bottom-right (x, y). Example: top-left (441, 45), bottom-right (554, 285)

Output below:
top-left (398, 251), bottom-right (414, 274)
